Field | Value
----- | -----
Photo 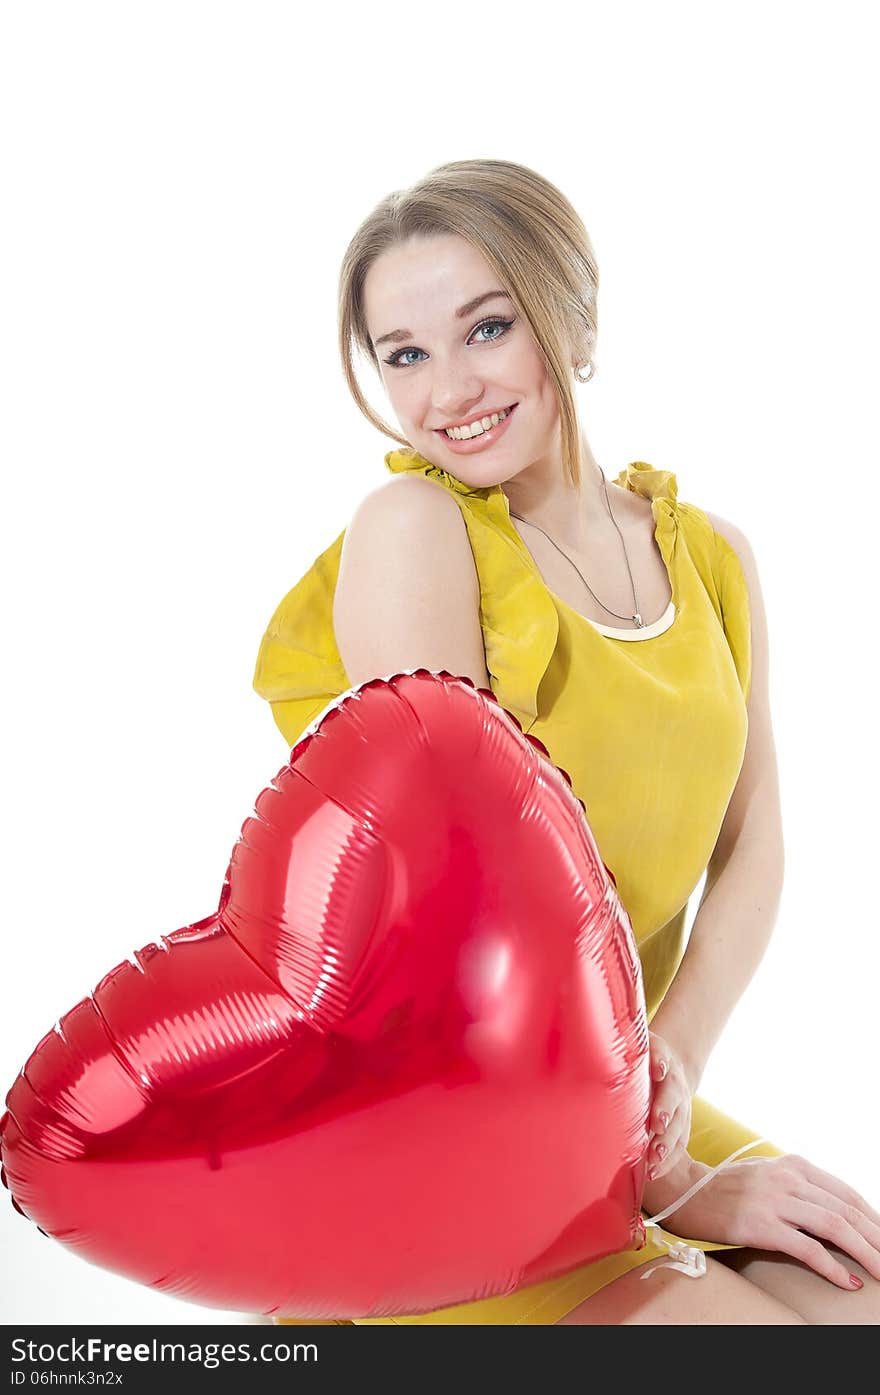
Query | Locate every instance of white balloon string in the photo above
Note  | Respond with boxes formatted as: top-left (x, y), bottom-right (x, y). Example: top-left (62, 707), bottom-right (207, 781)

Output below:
top-left (638, 1137), bottom-right (771, 1280)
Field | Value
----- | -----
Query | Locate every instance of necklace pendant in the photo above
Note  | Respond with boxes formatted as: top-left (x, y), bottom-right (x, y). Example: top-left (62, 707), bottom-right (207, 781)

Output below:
top-left (633, 612), bottom-right (644, 628)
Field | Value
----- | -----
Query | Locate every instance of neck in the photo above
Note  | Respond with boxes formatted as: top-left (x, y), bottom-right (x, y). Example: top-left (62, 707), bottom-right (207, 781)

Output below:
top-left (499, 431), bottom-right (611, 551)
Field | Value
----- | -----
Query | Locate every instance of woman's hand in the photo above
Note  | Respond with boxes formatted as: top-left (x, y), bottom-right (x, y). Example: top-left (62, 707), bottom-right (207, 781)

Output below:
top-left (646, 1151), bottom-right (880, 1291)
top-left (645, 1030), bottom-right (694, 1184)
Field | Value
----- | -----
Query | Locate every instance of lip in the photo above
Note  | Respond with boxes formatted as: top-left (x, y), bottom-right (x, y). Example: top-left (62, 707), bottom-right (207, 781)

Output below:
top-left (434, 401), bottom-right (519, 455)
top-left (433, 402), bottom-right (518, 434)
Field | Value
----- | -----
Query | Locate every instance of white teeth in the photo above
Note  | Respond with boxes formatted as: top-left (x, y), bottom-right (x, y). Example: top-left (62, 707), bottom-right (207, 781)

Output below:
top-left (444, 406), bottom-right (511, 440)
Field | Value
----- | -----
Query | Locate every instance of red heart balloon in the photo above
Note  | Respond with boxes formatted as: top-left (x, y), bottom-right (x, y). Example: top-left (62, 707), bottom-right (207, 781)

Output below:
top-left (0, 671), bottom-right (650, 1319)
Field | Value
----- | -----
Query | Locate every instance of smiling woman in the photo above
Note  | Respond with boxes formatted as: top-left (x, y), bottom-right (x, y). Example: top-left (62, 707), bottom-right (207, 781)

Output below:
top-left (338, 158), bottom-right (599, 501)
top-left (251, 157), bottom-right (880, 1325)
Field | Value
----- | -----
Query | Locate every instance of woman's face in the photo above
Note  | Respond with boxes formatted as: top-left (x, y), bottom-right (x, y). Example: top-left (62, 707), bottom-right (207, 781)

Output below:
top-left (363, 234), bottom-right (567, 490)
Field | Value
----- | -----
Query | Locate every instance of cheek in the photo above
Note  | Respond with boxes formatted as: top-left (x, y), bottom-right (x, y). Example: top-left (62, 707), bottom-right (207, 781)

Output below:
top-left (519, 374), bottom-right (559, 424)
top-left (385, 380), bottom-right (422, 422)
top-left (516, 352), bottom-right (557, 407)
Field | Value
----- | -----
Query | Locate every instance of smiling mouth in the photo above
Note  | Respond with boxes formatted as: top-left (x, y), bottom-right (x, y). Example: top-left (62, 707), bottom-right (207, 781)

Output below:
top-left (435, 402), bottom-right (518, 439)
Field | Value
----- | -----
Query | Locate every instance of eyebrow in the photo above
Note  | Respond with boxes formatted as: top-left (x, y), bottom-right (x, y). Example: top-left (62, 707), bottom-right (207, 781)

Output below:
top-left (372, 290), bottom-right (514, 348)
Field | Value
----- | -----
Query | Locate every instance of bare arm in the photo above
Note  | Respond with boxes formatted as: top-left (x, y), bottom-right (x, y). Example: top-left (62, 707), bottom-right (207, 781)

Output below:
top-left (332, 475), bottom-right (492, 691)
top-left (649, 513), bottom-right (785, 1093)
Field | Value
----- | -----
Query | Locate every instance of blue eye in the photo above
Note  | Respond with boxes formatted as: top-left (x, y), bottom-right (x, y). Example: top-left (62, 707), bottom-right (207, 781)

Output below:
top-left (383, 317), bottom-right (515, 369)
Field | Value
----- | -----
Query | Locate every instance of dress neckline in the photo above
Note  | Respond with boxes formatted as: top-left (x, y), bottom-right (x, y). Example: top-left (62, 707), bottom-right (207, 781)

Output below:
top-left (512, 477), bottom-right (679, 642)
top-left (565, 595), bottom-right (677, 640)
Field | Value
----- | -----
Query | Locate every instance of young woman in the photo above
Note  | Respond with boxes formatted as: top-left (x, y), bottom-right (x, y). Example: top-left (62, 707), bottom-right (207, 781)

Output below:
top-left (253, 158), bottom-right (880, 1324)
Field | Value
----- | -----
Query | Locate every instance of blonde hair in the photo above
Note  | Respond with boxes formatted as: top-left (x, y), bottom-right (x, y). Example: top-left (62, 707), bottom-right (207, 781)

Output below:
top-left (337, 158), bottom-right (599, 489)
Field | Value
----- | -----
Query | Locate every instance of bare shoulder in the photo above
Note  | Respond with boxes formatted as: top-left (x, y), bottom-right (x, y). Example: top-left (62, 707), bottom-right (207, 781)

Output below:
top-left (352, 473), bottom-right (473, 536)
top-left (341, 475), bottom-right (478, 593)
top-left (332, 475), bottom-right (491, 691)
top-left (703, 508), bottom-right (765, 606)
top-left (703, 509), bottom-right (771, 710)
top-left (703, 508), bottom-right (753, 571)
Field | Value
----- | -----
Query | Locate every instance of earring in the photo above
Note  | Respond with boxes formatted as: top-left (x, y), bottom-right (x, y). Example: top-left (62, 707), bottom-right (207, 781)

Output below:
top-left (574, 361), bottom-right (594, 383)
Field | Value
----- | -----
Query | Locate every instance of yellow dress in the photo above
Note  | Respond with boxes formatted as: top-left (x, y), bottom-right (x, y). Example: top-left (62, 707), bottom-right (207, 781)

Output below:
top-left (252, 446), bottom-right (787, 1325)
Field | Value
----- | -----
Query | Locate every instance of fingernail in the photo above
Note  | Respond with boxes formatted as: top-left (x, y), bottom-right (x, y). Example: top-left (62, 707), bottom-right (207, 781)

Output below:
top-left (655, 1143), bottom-right (667, 1160)
top-left (648, 1166), bottom-right (658, 1181)
top-left (657, 1061), bottom-right (668, 1079)
top-left (659, 1112), bottom-right (670, 1131)
top-left (849, 1273), bottom-right (863, 1289)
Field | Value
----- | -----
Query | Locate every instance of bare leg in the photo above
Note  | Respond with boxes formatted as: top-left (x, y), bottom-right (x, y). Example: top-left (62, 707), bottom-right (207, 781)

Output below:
top-left (713, 1243), bottom-right (879, 1325)
top-left (557, 1252), bottom-right (807, 1324)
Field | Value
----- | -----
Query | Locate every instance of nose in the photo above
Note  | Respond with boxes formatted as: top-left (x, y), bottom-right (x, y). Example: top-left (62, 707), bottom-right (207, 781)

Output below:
top-left (431, 383), bottom-right (489, 427)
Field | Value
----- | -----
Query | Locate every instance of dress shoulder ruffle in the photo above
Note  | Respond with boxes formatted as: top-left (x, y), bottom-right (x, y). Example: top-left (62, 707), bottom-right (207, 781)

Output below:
top-left (614, 459), bottom-right (751, 702)
top-left (251, 528), bottom-right (350, 748)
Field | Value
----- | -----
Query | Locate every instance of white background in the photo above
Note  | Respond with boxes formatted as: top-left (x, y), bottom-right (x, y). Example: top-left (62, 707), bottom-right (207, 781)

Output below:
top-left (1, 1), bottom-right (877, 1325)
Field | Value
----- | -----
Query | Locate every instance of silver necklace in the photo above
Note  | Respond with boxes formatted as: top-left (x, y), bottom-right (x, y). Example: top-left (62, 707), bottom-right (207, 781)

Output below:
top-left (508, 465), bottom-right (646, 628)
